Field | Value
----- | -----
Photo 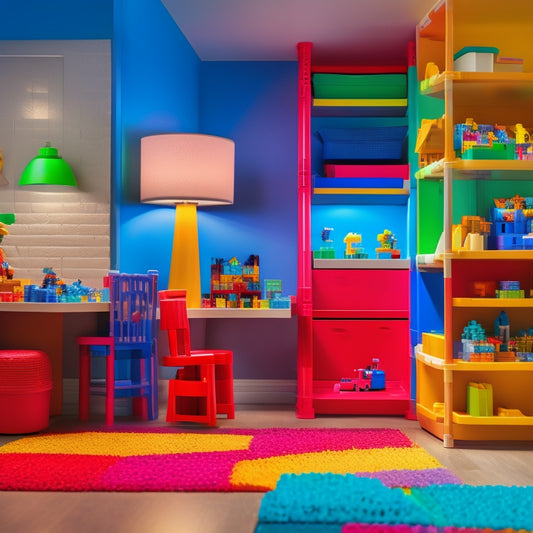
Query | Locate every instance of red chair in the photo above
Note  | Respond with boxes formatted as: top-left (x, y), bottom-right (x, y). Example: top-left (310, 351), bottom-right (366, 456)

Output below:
top-left (159, 289), bottom-right (235, 426)
top-left (77, 270), bottom-right (159, 425)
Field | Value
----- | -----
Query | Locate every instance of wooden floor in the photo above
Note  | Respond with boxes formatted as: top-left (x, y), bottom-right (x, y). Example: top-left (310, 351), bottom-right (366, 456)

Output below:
top-left (2, 404), bottom-right (533, 533)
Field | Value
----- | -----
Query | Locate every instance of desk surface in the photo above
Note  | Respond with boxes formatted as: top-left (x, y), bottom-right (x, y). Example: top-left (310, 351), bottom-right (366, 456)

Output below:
top-left (0, 302), bottom-right (293, 318)
top-left (0, 302), bottom-right (110, 313)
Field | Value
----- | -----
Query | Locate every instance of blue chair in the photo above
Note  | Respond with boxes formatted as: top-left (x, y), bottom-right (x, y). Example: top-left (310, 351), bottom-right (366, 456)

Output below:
top-left (77, 270), bottom-right (159, 425)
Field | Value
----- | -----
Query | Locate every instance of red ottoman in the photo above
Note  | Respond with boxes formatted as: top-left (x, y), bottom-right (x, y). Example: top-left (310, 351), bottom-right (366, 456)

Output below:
top-left (0, 350), bottom-right (53, 434)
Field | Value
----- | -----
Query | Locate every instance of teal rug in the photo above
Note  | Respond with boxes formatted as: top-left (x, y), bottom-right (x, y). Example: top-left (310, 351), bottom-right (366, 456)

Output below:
top-left (254, 473), bottom-right (533, 532)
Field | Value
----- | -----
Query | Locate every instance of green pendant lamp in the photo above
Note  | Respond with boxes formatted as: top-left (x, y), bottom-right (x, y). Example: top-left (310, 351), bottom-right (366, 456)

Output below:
top-left (19, 142), bottom-right (77, 187)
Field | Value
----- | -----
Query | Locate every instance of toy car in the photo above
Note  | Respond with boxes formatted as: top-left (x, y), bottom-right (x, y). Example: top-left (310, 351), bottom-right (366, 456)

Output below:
top-left (333, 358), bottom-right (385, 392)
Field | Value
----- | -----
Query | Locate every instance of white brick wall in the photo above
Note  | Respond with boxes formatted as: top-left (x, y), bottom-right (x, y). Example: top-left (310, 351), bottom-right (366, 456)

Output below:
top-left (0, 41), bottom-right (111, 290)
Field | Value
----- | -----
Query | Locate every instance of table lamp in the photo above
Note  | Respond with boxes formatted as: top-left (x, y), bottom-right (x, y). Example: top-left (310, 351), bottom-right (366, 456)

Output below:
top-left (140, 133), bottom-right (235, 308)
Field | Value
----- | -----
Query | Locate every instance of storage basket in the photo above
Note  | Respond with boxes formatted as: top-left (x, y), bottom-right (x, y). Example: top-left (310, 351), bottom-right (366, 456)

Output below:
top-left (312, 73), bottom-right (407, 99)
top-left (0, 350), bottom-right (52, 434)
top-left (317, 126), bottom-right (408, 161)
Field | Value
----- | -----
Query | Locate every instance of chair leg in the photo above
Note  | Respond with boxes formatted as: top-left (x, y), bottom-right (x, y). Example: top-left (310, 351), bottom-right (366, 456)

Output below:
top-left (166, 363), bottom-right (217, 426)
top-left (78, 345), bottom-right (91, 421)
top-left (105, 346), bottom-right (115, 426)
top-left (214, 351), bottom-right (235, 419)
top-left (203, 363), bottom-right (217, 427)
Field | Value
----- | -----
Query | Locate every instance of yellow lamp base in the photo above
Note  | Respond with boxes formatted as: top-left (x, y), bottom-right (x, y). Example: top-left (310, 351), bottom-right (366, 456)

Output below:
top-left (168, 203), bottom-right (201, 308)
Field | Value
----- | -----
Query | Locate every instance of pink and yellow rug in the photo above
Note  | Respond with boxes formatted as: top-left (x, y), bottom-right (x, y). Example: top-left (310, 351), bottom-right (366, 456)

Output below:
top-left (0, 427), bottom-right (461, 492)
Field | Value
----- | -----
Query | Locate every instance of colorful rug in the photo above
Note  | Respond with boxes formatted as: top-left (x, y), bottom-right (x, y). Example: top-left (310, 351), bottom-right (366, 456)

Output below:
top-left (254, 473), bottom-right (533, 532)
top-left (0, 427), bottom-right (461, 492)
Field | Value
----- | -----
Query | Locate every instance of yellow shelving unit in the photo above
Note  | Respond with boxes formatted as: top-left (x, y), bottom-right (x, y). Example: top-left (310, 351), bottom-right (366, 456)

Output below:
top-left (415, 0), bottom-right (533, 447)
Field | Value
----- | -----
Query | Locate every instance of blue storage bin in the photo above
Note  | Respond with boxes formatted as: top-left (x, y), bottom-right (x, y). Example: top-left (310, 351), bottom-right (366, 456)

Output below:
top-left (317, 126), bottom-right (407, 161)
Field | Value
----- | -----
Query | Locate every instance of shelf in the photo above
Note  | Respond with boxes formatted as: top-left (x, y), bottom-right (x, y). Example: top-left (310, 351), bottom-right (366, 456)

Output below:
top-left (446, 160), bottom-right (533, 180)
top-left (312, 191), bottom-right (409, 205)
top-left (311, 380), bottom-right (411, 415)
top-left (0, 302), bottom-right (110, 313)
top-left (313, 309), bottom-right (409, 319)
top-left (447, 250), bottom-right (533, 260)
top-left (416, 254), bottom-right (444, 271)
top-left (416, 349), bottom-right (533, 372)
top-left (453, 411), bottom-right (533, 426)
top-left (314, 258), bottom-right (410, 269)
top-left (420, 71), bottom-right (533, 99)
top-left (312, 99), bottom-right (407, 117)
top-left (415, 349), bottom-right (445, 369)
top-left (416, 403), bottom-right (444, 424)
top-left (187, 308), bottom-right (293, 319)
top-left (453, 297), bottom-right (533, 308)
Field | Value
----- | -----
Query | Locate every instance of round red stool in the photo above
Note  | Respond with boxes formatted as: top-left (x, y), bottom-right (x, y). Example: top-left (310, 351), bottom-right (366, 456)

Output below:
top-left (0, 350), bottom-right (53, 434)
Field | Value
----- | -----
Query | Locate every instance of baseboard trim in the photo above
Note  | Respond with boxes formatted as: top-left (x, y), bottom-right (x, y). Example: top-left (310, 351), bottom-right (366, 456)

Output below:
top-left (63, 378), bottom-right (297, 416)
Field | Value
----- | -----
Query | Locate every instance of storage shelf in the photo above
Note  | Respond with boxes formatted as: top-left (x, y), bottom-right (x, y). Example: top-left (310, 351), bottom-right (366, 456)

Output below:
top-left (312, 192), bottom-right (409, 205)
top-left (314, 258), bottom-right (410, 269)
top-left (415, 0), bottom-right (533, 446)
top-left (311, 380), bottom-right (411, 415)
top-left (447, 250), bottom-right (533, 260)
top-left (453, 297), bottom-right (533, 308)
top-left (416, 403), bottom-right (444, 423)
top-left (416, 349), bottom-right (533, 372)
top-left (453, 412), bottom-right (533, 426)
top-left (312, 99), bottom-right (407, 117)
top-left (313, 309), bottom-right (409, 319)
top-left (421, 71), bottom-right (533, 99)
top-left (297, 44), bottom-right (411, 419)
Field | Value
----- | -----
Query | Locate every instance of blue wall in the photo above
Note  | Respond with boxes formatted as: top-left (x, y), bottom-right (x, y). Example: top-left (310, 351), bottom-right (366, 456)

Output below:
top-left (198, 61), bottom-right (298, 295)
top-left (112, 0), bottom-right (201, 282)
top-left (1, 0), bottom-right (113, 39)
top-left (112, 5), bottom-right (299, 298)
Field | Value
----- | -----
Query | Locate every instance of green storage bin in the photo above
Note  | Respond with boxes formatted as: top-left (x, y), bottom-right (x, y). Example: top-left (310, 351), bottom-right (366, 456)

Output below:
top-left (312, 73), bottom-right (407, 99)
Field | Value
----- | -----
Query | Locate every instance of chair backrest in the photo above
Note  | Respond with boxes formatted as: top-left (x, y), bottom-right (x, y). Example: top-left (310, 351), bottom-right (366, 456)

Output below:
top-left (108, 270), bottom-right (158, 344)
top-left (158, 289), bottom-right (191, 357)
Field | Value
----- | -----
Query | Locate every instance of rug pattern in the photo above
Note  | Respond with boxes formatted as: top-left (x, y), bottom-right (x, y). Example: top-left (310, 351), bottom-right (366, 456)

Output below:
top-left (0, 427), bottom-right (461, 492)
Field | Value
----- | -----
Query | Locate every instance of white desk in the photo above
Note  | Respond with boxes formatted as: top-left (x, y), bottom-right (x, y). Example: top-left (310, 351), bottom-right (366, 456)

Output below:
top-left (0, 302), bottom-right (110, 414)
top-left (0, 302), bottom-right (293, 414)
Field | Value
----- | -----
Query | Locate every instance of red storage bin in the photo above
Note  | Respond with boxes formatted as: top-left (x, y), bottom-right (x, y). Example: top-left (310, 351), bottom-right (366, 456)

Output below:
top-left (312, 319), bottom-right (410, 382)
top-left (0, 350), bottom-right (52, 434)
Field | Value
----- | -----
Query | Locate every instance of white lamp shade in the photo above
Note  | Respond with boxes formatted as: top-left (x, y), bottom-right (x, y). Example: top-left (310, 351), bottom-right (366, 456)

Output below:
top-left (140, 133), bottom-right (234, 206)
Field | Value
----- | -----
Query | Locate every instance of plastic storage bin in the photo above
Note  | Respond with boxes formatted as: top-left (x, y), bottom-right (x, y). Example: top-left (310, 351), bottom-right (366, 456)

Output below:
top-left (0, 350), bottom-right (52, 434)
top-left (312, 73), bottom-right (407, 99)
top-left (317, 126), bottom-right (408, 161)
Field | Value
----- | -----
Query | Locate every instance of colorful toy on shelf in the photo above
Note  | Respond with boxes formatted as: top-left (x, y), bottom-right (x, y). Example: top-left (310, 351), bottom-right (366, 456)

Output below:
top-left (210, 254), bottom-right (261, 308)
top-left (376, 229), bottom-right (400, 258)
top-left (0, 214), bottom-right (20, 301)
top-left (314, 227), bottom-right (335, 259)
top-left (454, 118), bottom-right (516, 160)
top-left (489, 195), bottom-right (533, 250)
top-left (452, 215), bottom-right (491, 251)
top-left (415, 115), bottom-right (444, 168)
top-left (494, 310), bottom-right (510, 344)
top-left (23, 268), bottom-right (106, 303)
top-left (343, 232), bottom-right (368, 259)
top-left (460, 320), bottom-right (495, 362)
top-left (512, 123), bottom-right (533, 160)
top-left (209, 255), bottom-right (291, 309)
top-left (467, 382), bottom-right (493, 416)
top-left (333, 358), bottom-right (385, 393)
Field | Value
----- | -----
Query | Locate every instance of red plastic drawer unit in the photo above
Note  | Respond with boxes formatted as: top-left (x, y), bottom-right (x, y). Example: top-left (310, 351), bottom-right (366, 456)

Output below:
top-left (312, 269), bottom-right (409, 316)
top-left (312, 319), bottom-right (410, 383)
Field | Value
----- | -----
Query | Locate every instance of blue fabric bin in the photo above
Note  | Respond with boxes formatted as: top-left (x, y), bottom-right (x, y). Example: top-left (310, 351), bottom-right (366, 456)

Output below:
top-left (317, 126), bottom-right (407, 161)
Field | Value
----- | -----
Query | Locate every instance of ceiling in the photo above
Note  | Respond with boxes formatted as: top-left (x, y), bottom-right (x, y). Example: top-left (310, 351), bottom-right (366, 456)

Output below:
top-left (161, 0), bottom-right (437, 64)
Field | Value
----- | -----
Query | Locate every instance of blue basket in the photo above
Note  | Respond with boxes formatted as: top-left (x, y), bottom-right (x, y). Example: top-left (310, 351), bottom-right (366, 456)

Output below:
top-left (317, 126), bottom-right (407, 161)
